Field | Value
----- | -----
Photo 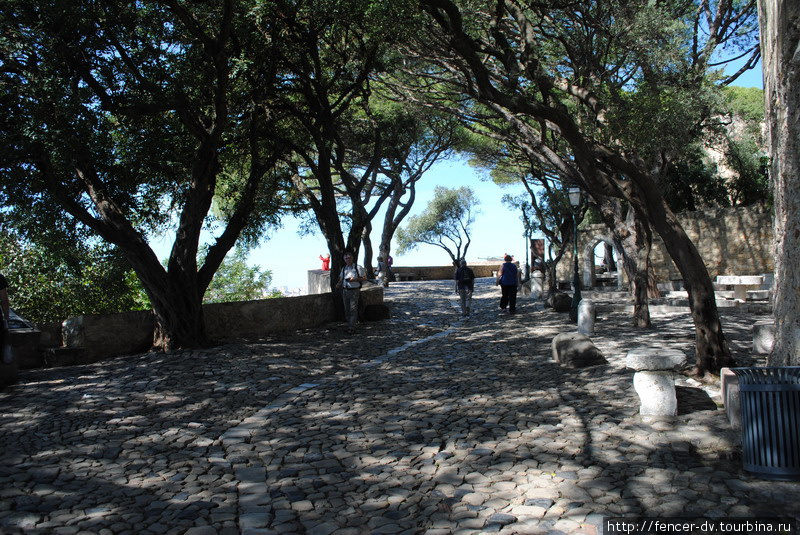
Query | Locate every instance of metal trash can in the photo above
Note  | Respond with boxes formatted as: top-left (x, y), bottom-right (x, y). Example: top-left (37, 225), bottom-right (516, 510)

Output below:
top-left (732, 367), bottom-right (800, 480)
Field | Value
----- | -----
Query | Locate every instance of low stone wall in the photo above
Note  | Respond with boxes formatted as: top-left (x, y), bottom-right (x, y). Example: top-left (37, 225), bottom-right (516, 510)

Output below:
top-left (63, 310), bottom-right (155, 362)
top-left (392, 263), bottom-right (499, 280)
top-left (45, 287), bottom-right (384, 365)
top-left (308, 262), bottom-right (504, 293)
top-left (205, 287), bottom-right (383, 340)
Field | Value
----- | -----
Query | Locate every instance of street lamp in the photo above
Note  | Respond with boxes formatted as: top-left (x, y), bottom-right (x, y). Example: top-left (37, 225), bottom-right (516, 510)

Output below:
top-left (522, 206), bottom-right (532, 282)
top-left (568, 187), bottom-right (582, 322)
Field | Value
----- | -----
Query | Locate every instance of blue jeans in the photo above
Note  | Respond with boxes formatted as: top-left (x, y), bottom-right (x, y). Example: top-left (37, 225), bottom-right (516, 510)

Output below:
top-left (342, 288), bottom-right (360, 329)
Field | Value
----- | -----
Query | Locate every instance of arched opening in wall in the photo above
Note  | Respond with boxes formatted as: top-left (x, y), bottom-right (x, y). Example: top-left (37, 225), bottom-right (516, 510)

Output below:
top-left (581, 236), bottom-right (622, 289)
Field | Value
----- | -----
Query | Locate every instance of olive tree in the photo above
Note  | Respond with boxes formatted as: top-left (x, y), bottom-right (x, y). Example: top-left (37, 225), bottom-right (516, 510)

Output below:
top-left (396, 186), bottom-right (479, 266)
top-left (0, 1), bottom-right (288, 350)
top-left (415, 0), bottom-right (760, 375)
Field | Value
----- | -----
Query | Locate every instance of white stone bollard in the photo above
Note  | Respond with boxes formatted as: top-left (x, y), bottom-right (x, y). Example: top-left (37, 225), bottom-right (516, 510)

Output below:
top-left (633, 372), bottom-right (678, 416)
top-left (626, 348), bottom-right (687, 417)
top-left (531, 272), bottom-right (544, 300)
top-left (753, 319), bottom-right (775, 354)
top-left (577, 299), bottom-right (595, 335)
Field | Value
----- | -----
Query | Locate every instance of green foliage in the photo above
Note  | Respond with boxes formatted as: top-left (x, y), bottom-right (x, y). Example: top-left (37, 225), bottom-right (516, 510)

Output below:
top-left (201, 246), bottom-right (280, 303)
top-left (724, 137), bottom-right (770, 206)
top-left (724, 86), bottom-right (766, 131)
top-left (396, 186), bottom-right (479, 264)
top-left (662, 150), bottom-right (729, 211)
top-left (0, 234), bottom-right (149, 325)
top-left (720, 86), bottom-right (769, 206)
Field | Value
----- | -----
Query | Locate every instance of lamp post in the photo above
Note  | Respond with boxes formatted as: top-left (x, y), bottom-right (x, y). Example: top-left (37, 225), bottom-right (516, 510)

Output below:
top-left (568, 187), bottom-right (582, 322)
top-left (522, 206), bottom-right (531, 282)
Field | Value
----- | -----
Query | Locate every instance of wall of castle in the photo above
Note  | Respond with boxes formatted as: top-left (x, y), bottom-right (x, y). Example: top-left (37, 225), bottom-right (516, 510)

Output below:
top-left (556, 204), bottom-right (774, 285)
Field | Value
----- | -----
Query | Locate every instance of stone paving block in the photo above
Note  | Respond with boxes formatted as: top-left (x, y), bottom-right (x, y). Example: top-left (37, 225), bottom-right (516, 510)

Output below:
top-left (0, 280), bottom-right (790, 534)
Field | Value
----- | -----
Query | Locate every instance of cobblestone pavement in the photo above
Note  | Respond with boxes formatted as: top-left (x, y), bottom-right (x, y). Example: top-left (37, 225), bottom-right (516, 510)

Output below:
top-left (1, 279), bottom-right (797, 535)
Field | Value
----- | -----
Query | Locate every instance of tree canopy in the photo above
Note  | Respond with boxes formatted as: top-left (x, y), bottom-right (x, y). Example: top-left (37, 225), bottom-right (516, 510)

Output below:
top-left (0, 0), bottom-right (771, 369)
top-left (396, 186), bottom-right (479, 266)
top-left (0, 0), bottom-right (290, 349)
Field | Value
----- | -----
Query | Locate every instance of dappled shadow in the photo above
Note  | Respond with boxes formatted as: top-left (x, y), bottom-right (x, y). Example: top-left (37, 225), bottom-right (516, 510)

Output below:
top-left (0, 280), bottom-right (795, 533)
top-left (676, 386), bottom-right (719, 415)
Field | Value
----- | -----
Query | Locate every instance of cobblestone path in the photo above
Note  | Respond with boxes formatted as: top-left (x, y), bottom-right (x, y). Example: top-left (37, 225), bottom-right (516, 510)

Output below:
top-left (0, 279), bottom-right (796, 535)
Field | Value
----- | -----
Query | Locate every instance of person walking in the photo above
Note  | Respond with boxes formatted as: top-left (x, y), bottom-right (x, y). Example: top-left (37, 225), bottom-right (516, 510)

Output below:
top-left (336, 251), bottom-right (365, 334)
top-left (496, 255), bottom-right (521, 314)
top-left (454, 259), bottom-right (475, 316)
top-left (376, 256), bottom-right (387, 287)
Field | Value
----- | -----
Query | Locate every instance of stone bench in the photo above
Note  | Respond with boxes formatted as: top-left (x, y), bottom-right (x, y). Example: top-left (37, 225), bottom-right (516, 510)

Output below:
top-left (716, 275), bottom-right (765, 302)
top-left (626, 348), bottom-right (687, 417)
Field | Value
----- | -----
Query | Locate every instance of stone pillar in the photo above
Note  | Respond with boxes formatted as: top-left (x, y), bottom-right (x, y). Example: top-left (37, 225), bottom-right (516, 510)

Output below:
top-left (531, 272), bottom-right (544, 300)
top-left (720, 367), bottom-right (740, 430)
top-left (577, 299), bottom-right (595, 335)
top-left (307, 270), bottom-right (332, 295)
top-left (626, 348), bottom-right (687, 417)
top-left (753, 319), bottom-right (776, 354)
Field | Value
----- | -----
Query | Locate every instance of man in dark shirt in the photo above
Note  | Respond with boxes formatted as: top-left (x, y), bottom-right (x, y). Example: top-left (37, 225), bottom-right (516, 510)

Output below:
top-left (454, 259), bottom-right (475, 316)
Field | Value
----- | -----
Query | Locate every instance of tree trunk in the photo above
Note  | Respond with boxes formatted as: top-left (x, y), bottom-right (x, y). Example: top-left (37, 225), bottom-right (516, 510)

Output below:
top-left (114, 244), bottom-right (210, 351)
top-left (645, 196), bottom-right (734, 375)
top-left (594, 197), bottom-right (652, 327)
top-left (604, 243), bottom-right (617, 272)
top-left (362, 223), bottom-right (376, 279)
top-left (630, 216), bottom-right (653, 329)
top-left (760, 0), bottom-right (800, 366)
top-left (150, 284), bottom-right (208, 351)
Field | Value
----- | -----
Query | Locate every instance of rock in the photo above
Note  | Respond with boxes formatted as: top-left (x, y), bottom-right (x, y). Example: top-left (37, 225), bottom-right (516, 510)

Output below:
top-left (183, 527), bottom-right (218, 535)
top-left (551, 333), bottom-right (607, 368)
top-left (547, 292), bottom-right (572, 312)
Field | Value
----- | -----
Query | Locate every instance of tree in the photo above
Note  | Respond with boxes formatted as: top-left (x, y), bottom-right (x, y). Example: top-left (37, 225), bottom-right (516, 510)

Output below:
top-left (0, 232), bottom-right (149, 325)
top-left (370, 102), bottom-right (464, 278)
top-left (264, 0), bottom-right (415, 291)
top-left (396, 186), bottom-right (479, 266)
top-left (464, 121), bottom-right (658, 327)
top-left (759, 0), bottom-right (800, 366)
top-left (720, 87), bottom-right (770, 206)
top-left (502, 192), bottom-right (576, 296)
top-left (415, 0), bottom-right (760, 375)
top-left (0, 1), bottom-right (288, 350)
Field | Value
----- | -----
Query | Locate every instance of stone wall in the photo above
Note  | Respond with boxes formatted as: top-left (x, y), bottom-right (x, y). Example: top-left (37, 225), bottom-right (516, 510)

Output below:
top-left (556, 204), bottom-right (774, 286)
top-left (52, 287), bottom-right (384, 364)
top-left (308, 262), bottom-right (504, 293)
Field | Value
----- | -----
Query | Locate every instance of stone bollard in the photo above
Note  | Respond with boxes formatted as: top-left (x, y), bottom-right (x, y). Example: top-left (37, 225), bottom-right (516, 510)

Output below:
top-left (626, 347), bottom-right (687, 417)
top-left (531, 272), bottom-right (544, 300)
top-left (577, 299), bottom-right (595, 335)
top-left (753, 319), bottom-right (775, 354)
